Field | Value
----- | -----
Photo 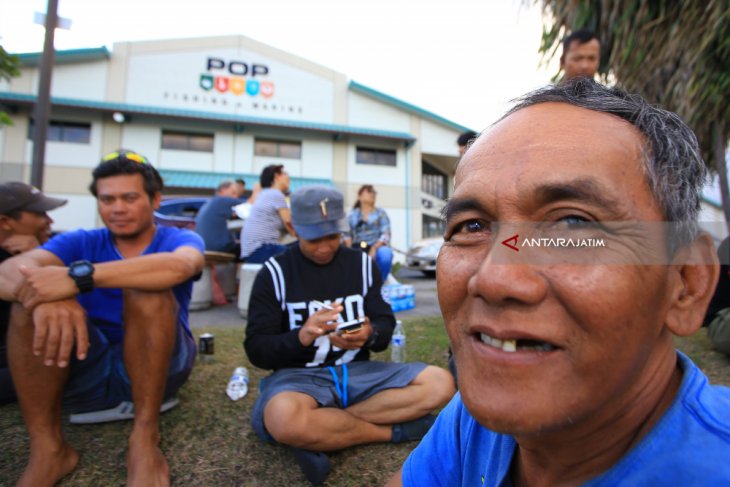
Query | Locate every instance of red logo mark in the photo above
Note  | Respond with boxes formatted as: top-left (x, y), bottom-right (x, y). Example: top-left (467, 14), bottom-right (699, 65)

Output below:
top-left (501, 234), bottom-right (520, 252)
top-left (215, 76), bottom-right (229, 93)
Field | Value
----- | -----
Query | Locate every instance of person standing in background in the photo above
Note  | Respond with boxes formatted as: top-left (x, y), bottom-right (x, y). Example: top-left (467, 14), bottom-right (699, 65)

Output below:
top-left (560, 28), bottom-right (601, 82)
top-left (457, 130), bottom-right (478, 157)
top-left (344, 185), bottom-right (393, 281)
top-left (234, 178), bottom-right (247, 199)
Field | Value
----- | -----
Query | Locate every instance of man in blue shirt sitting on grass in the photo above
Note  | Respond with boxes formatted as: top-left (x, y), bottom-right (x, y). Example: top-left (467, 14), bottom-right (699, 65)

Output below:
top-left (0, 150), bottom-right (205, 487)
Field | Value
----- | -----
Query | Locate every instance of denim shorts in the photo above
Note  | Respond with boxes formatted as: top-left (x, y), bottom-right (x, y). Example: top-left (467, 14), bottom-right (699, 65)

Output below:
top-left (251, 360), bottom-right (426, 441)
top-left (61, 318), bottom-right (196, 413)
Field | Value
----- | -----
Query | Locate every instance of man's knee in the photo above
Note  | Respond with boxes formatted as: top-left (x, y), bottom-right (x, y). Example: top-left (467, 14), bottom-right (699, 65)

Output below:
top-left (8, 303), bottom-right (32, 334)
top-left (123, 289), bottom-right (177, 322)
top-left (413, 366), bottom-right (456, 409)
top-left (263, 392), bottom-right (319, 447)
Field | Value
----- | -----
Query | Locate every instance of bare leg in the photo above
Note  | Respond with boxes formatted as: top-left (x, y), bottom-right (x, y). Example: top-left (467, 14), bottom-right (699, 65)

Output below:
top-left (122, 289), bottom-right (177, 487)
top-left (264, 366), bottom-right (455, 451)
top-left (347, 366), bottom-right (454, 424)
top-left (8, 304), bottom-right (78, 487)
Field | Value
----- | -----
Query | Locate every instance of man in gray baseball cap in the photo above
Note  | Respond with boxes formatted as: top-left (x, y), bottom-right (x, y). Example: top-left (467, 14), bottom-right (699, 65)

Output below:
top-left (244, 185), bottom-right (455, 485)
top-left (290, 185), bottom-right (348, 240)
top-left (1, 182), bottom-right (67, 405)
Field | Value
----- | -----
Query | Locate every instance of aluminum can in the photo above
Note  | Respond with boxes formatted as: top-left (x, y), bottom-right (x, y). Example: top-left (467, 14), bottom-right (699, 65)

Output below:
top-left (199, 333), bottom-right (215, 362)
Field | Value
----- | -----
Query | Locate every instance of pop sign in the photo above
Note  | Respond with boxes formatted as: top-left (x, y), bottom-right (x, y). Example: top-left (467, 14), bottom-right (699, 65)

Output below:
top-left (199, 57), bottom-right (275, 98)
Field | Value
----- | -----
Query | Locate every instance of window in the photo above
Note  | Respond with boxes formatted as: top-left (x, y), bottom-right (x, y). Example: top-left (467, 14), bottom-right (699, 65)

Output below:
top-left (161, 130), bottom-right (214, 152)
top-left (28, 120), bottom-right (91, 144)
top-left (356, 147), bottom-right (396, 167)
top-left (422, 161), bottom-right (448, 200)
top-left (254, 138), bottom-right (302, 159)
top-left (422, 214), bottom-right (445, 239)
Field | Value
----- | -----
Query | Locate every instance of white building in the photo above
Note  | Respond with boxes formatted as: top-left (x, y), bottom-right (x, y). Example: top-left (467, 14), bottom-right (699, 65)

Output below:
top-left (0, 35), bottom-right (471, 253)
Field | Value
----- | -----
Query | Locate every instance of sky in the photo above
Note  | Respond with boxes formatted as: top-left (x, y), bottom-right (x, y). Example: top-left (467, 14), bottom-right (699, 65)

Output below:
top-left (0, 0), bottom-right (561, 132)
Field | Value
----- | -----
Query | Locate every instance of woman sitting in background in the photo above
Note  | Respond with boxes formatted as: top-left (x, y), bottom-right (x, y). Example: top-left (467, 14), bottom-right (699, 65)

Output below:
top-left (345, 184), bottom-right (393, 280)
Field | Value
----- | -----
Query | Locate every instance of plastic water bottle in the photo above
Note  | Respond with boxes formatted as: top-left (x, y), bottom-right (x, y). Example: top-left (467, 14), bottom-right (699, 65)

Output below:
top-left (226, 366), bottom-right (249, 401)
top-left (391, 320), bottom-right (406, 363)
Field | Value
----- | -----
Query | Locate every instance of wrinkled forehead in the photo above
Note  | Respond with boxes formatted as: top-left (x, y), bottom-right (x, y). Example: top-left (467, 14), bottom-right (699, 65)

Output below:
top-left (455, 103), bottom-right (646, 187)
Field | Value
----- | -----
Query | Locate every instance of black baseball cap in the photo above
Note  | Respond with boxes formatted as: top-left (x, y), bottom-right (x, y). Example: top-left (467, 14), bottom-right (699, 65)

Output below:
top-left (0, 182), bottom-right (67, 215)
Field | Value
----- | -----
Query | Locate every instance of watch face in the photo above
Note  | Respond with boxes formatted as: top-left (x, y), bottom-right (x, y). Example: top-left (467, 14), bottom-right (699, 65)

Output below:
top-left (70, 262), bottom-right (93, 277)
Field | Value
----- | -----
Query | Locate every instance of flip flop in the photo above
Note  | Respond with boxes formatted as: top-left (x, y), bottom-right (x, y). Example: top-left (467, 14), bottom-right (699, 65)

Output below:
top-left (69, 397), bottom-right (180, 424)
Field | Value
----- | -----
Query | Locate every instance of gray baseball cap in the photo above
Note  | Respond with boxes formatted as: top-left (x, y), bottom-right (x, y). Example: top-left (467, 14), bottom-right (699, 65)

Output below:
top-left (290, 185), bottom-right (347, 240)
top-left (0, 182), bottom-right (67, 215)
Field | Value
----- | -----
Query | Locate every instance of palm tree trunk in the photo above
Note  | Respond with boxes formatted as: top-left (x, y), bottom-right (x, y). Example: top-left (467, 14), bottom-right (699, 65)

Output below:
top-left (714, 122), bottom-right (730, 234)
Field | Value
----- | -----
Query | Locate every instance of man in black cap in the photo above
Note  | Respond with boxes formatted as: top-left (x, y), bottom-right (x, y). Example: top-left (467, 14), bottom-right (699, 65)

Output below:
top-left (0, 182), bottom-right (67, 404)
top-left (245, 185), bottom-right (455, 485)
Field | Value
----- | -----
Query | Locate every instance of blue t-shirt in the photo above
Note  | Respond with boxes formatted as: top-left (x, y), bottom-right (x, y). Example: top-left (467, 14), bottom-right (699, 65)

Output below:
top-left (41, 226), bottom-right (205, 345)
top-left (403, 352), bottom-right (730, 486)
top-left (194, 196), bottom-right (243, 251)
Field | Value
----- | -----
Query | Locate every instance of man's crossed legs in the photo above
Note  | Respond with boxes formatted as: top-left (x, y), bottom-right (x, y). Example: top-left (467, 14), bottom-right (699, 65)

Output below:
top-left (252, 362), bottom-right (455, 483)
top-left (8, 289), bottom-right (195, 487)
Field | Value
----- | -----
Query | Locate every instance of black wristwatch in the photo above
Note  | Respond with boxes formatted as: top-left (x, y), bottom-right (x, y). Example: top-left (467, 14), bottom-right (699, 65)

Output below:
top-left (366, 326), bottom-right (380, 349)
top-left (68, 260), bottom-right (95, 293)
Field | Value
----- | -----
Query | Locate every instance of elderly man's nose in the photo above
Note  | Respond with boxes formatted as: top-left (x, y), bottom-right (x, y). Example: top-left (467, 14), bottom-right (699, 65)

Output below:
top-left (467, 248), bottom-right (547, 306)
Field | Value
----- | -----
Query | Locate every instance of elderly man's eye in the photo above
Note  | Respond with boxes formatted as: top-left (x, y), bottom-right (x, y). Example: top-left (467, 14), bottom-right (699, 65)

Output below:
top-left (545, 214), bottom-right (605, 239)
top-left (559, 215), bottom-right (591, 227)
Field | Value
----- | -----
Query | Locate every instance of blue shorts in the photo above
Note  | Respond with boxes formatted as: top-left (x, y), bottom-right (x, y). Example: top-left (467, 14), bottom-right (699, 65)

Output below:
top-left (251, 360), bottom-right (427, 442)
top-left (61, 318), bottom-right (196, 413)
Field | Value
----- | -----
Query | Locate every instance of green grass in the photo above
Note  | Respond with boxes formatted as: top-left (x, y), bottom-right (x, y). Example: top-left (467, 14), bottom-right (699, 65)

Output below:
top-left (2, 318), bottom-right (728, 486)
top-left (0, 316), bottom-right (450, 486)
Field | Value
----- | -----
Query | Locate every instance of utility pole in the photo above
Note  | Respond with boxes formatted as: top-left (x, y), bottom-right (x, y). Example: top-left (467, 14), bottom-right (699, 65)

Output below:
top-left (30, 0), bottom-right (60, 189)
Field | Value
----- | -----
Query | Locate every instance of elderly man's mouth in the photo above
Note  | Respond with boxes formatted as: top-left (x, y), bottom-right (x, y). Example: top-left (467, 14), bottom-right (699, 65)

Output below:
top-left (479, 333), bottom-right (556, 353)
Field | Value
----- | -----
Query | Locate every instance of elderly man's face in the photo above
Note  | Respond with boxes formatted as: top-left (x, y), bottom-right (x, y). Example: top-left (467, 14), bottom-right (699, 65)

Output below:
top-left (438, 102), bottom-right (678, 436)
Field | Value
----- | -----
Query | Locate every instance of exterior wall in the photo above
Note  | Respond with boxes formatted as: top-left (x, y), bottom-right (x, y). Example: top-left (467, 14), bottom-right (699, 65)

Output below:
top-left (2, 113), bottom-right (30, 165)
top-left (0, 35), bottom-right (471, 248)
top-left (421, 118), bottom-right (461, 156)
top-left (42, 61), bottom-right (108, 100)
top-left (23, 110), bottom-right (104, 169)
top-left (347, 92), bottom-right (410, 133)
top-left (123, 41), bottom-right (336, 124)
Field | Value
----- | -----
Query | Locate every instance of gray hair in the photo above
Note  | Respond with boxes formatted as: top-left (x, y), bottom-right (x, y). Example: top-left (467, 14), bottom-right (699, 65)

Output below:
top-left (499, 78), bottom-right (707, 249)
top-left (216, 179), bottom-right (236, 192)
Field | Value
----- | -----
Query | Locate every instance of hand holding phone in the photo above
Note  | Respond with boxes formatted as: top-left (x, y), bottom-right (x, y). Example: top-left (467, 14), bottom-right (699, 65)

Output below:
top-left (323, 317), bottom-right (365, 335)
top-left (335, 317), bottom-right (366, 335)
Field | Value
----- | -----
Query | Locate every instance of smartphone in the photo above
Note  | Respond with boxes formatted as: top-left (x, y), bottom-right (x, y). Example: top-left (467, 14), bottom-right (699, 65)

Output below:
top-left (332, 318), bottom-right (365, 335)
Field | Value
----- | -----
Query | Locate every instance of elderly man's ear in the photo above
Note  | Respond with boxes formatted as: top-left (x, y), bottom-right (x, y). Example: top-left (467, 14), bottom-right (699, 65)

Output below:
top-left (665, 233), bottom-right (721, 337)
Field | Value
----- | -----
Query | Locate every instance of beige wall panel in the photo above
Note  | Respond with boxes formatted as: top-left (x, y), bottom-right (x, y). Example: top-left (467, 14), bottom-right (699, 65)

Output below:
top-left (2, 115), bottom-right (29, 164)
top-left (43, 166), bottom-right (94, 195)
top-left (0, 162), bottom-right (26, 182)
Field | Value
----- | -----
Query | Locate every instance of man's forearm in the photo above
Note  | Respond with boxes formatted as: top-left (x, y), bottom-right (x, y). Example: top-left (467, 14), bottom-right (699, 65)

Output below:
top-left (0, 250), bottom-right (54, 301)
top-left (94, 248), bottom-right (204, 291)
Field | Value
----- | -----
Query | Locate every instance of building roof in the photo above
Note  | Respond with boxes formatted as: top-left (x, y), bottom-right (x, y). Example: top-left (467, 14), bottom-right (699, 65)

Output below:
top-left (17, 47), bottom-right (111, 66)
top-left (349, 81), bottom-right (473, 133)
top-left (0, 91), bottom-right (416, 143)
